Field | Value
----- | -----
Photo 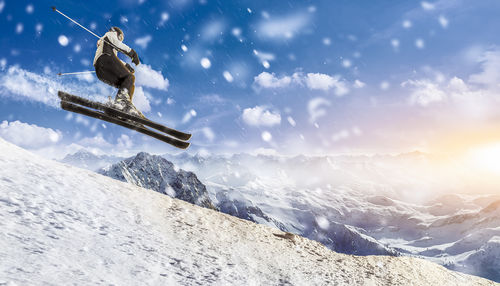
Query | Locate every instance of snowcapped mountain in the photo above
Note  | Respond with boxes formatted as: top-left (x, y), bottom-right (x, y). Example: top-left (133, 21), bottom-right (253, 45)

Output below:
top-left (162, 151), bottom-right (500, 282)
top-left (0, 137), bottom-right (495, 285)
top-left (99, 152), bottom-right (216, 210)
top-left (60, 149), bottom-right (123, 171)
top-left (107, 152), bottom-right (397, 256)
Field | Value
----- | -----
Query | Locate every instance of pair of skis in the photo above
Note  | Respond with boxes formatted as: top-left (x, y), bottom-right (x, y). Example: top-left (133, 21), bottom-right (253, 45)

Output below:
top-left (58, 91), bottom-right (191, 149)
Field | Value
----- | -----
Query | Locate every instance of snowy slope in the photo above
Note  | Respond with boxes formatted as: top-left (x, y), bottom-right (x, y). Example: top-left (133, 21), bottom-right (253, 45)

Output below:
top-left (0, 138), bottom-right (496, 285)
top-left (163, 152), bottom-right (500, 282)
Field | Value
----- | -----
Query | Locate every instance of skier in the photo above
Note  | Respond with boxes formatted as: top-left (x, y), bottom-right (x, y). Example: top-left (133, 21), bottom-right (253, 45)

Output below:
top-left (93, 26), bottom-right (143, 117)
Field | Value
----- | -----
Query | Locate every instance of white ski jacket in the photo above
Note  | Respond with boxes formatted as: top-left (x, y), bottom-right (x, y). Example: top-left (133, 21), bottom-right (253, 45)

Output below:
top-left (93, 31), bottom-right (132, 66)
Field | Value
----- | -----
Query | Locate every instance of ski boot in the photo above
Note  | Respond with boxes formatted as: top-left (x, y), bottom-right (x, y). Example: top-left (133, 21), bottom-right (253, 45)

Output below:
top-left (106, 89), bottom-right (145, 127)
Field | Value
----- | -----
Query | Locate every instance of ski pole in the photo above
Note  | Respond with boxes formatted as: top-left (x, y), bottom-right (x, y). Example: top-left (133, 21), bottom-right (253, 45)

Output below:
top-left (51, 6), bottom-right (128, 55)
top-left (57, 71), bottom-right (96, 76)
top-left (51, 6), bottom-right (100, 39)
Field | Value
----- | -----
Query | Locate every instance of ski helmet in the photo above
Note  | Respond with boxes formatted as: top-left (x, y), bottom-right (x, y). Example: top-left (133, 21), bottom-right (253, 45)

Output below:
top-left (111, 26), bottom-right (124, 41)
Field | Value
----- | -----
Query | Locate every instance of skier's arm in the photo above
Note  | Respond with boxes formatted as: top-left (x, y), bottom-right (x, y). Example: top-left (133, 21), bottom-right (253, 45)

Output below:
top-left (104, 31), bottom-right (131, 54)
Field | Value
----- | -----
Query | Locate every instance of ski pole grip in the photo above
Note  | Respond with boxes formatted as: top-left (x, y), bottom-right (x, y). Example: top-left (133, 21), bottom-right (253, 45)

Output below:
top-left (51, 6), bottom-right (57, 11)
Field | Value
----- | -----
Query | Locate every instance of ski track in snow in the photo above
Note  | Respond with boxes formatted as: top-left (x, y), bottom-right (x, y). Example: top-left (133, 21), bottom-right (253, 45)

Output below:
top-left (0, 138), bottom-right (496, 285)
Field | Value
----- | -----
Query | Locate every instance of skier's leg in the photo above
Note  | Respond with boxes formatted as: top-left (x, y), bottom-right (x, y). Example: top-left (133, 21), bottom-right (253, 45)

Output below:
top-left (94, 55), bottom-right (127, 89)
top-left (120, 73), bottom-right (135, 100)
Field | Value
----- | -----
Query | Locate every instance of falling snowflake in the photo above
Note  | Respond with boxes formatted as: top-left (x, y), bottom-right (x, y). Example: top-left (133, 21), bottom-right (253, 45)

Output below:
top-left (201, 58), bottom-right (211, 69)
top-left (439, 15), bottom-right (449, 28)
top-left (35, 23), bottom-right (43, 34)
top-left (58, 35), bottom-right (69, 46)
top-left (26, 4), bottom-right (34, 14)
top-left (391, 39), bottom-right (400, 49)
top-left (342, 59), bottom-right (352, 68)
top-left (380, 81), bottom-right (390, 90)
top-left (15, 23), bottom-right (23, 34)
top-left (223, 71), bottom-right (234, 82)
top-left (316, 216), bottom-right (329, 230)
top-left (421, 1), bottom-right (435, 10)
top-left (402, 20), bottom-right (412, 29)
top-left (261, 131), bottom-right (272, 142)
top-left (181, 44), bottom-right (188, 52)
top-left (415, 38), bottom-right (425, 49)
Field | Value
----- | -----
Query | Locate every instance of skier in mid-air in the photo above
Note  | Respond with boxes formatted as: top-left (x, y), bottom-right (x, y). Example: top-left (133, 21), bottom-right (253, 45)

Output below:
top-left (93, 26), bottom-right (143, 117)
top-left (53, 6), bottom-right (191, 149)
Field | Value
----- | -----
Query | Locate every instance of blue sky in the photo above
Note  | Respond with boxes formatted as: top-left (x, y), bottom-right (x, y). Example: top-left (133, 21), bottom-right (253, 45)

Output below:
top-left (1, 0), bottom-right (500, 158)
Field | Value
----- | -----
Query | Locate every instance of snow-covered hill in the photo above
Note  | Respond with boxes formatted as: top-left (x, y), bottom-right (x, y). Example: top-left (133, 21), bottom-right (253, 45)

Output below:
top-left (0, 138), bottom-right (495, 285)
top-left (162, 152), bottom-right (500, 282)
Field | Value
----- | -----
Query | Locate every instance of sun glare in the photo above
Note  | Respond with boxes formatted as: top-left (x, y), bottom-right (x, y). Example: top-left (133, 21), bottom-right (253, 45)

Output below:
top-left (467, 142), bottom-right (500, 174)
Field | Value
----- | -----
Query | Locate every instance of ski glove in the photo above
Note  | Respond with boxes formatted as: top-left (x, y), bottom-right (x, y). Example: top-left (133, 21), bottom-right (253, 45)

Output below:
top-left (127, 49), bottom-right (140, 65)
top-left (125, 63), bottom-right (135, 73)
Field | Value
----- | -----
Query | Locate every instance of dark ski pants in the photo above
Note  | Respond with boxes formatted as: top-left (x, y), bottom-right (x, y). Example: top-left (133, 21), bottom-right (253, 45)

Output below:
top-left (94, 54), bottom-right (135, 100)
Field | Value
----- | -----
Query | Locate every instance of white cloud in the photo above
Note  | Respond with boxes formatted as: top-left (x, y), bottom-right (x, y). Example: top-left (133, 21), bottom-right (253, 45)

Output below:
top-left (0, 120), bottom-right (62, 149)
top-left (117, 134), bottom-right (133, 149)
top-left (76, 72), bottom-right (94, 83)
top-left (305, 73), bottom-right (349, 95)
top-left (242, 106), bottom-right (281, 127)
top-left (0, 65), bottom-right (113, 108)
top-left (254, 72), bottom-right (292, 88)
top-left (135, 64), bottom-right (169, 90)
top-left (134, 35), bottom-right (152, 49)
top-left (308, 97), bottom-right (331, 123)
top-left (468, 49), bottom-right (500, 87)
top-left (256, 13), bottom-right (310, 40)
top-left (331, 127), bottom-right (363, 142)
top-left (254, 72), bottom-right (350, 95)
top-left (353, 80), bottom-right (366, 88)
top-left (402, 79), bottom-right (447, 106)
top-left (0, 66), bottom-right (61, 107)
top-left (132, 86), bottom-right (151, 113)
top-left (0, 58), bottom-right (6, 70)
top-left (78, 134), bottom-right (112, 148)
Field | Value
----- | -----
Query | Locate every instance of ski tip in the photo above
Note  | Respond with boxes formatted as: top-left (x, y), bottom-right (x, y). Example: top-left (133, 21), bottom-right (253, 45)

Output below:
top-left (51, 6), bottom-right (57, 11)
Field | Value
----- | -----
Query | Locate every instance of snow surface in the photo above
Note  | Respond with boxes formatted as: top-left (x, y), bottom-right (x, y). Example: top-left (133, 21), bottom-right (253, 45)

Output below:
top-left (162, 152), bottom-right (500, 281)
top-left (0, 138), bottom-right (496, 285)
